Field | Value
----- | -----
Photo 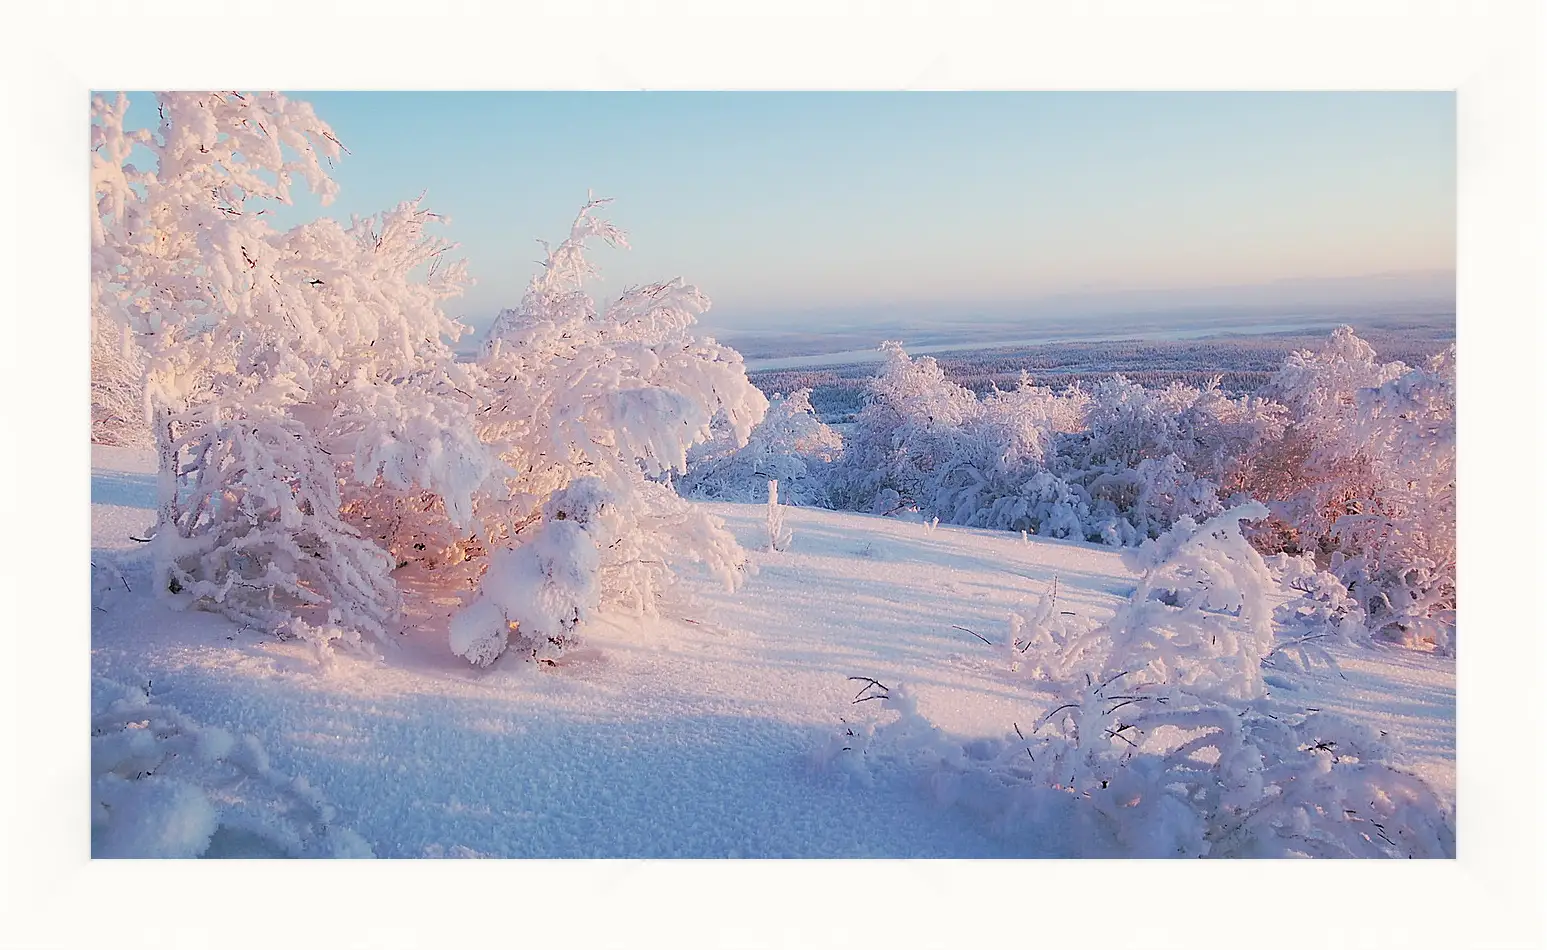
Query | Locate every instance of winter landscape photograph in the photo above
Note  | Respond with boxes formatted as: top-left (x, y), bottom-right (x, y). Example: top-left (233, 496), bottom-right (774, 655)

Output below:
top-left (86, 88), bottom-right (1461, 862)
top-left (8, 4), bottom-right (1543, 946)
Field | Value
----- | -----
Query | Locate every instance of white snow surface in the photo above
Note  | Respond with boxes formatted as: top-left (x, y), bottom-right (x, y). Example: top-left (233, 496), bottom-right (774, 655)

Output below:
top-left (91, 446), bottom-right (1454, 857)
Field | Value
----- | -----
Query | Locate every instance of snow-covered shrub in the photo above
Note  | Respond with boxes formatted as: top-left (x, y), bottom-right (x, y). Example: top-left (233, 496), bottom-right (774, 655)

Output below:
top-left (472, 198), bottom-right (766, 532)
top-left (1241, 326), bottom-right (1408, 550)
top-left (1333, 348), bottom-right (1456, 651)
top-left (91, 310), bottom-right (151, 446)
top-left (92, 680), bottom-right (372, 858)
top-left (1080, 454), bottom-right (1224, 546)
top-left (824, 565), bottom-right (1452, 856)
top-left (932, 380), bottom-right (1095, 536)
top-left (829, 680), bottom-right (1454, 860)
top-left (451, 475), bottom-right (748, 666)
top-left (1056, 502), bottom-right (1278, 701)
top-left (91, 557), bottom-right (135, 616)
top-left (974, 470), bottom-right (1092, 540)
top-left (235, 201), bottom-right (494, 578)
top-left (155, 410), bottom-right (401, 641)
top-left (766, 480), bottom-right (793, 552)
top-left (927, 420), bottom-right (1053, 530)
top-left (1004, 583), bottom-right (1084, 678)
top-left (830, 345), bottom-right (1103, 538)
top-left (826, 347), bottom-right (1283, 547)
top-left (450, 479), bottom-right (608, 667)
top-left (869, 487), bottom-right (906, 517)
top-left (1058, 373), bottom-right (1279, 478)
top-left (818, 491), bottom-right (1452, 856)
top-left (826, 342), bottom-right (980, 514)
top-left (94, 96), bottom-right (763, 660)
top-left (1266, 551), bottom-right (1368, 662)
top-left (449, 199), bottom-right (766, 664)
top-left (93, 92), bottom-right (494, 645)
top-left (1063, 375), bottom-right (1199, 472)
top-left (1174, 382), bottom-right (1287, 483)
top-left (1123, 502), bottom-right (1277, 690)
top-left (1052, 375), bottom-right (1282, 545)
top-left (679, 389), bottom-right (842, 506)
top-left (982, 372), bottom-right (1091, 442)
top-left (1240, 328), bottom-right (1455, 652)
top-left (1007, 679), bottom-right (1455, 857)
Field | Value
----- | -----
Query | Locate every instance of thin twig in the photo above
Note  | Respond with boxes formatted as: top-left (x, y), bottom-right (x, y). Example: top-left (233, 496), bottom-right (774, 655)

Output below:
top-left (1105, 729), bottom-right (1139, 748)
top-left (951, 624), bottom-right (993, 646)
top-left (1265, 632), bottom-right (1332, 658)
top-left (847, 676), bottom-right (890, 703)
top-left (1035, 703), bottom-right (1080, 732)
top-left (1013, 722), bottom-right (1035, 762)
top-left (1093, 670), bottom-right (1130, 695)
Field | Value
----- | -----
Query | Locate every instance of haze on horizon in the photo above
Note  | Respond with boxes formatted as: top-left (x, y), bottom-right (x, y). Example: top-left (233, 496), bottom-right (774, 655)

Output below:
top-left (113, 91), bottom-right (1455, 335)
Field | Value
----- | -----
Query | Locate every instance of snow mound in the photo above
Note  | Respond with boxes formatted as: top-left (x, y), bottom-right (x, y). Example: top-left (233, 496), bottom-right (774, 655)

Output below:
top-left (91, 680), bottom-right (373, 858)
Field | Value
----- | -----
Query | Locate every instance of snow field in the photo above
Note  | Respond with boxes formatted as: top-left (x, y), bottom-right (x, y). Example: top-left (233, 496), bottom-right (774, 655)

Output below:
top-left (92, 447), bottom-right (1454, 857)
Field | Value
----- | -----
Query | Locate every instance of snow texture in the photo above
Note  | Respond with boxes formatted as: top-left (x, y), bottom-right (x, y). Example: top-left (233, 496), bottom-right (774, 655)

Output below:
top-left (93, 444), bottom-right (1453, 858)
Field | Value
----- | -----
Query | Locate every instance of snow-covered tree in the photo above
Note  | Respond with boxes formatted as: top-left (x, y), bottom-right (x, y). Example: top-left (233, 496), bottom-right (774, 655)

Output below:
top-left (826, 345), bottom-right (1283, 546)
top-left (828, 344), bottom-right (1090, 535)
top-left (1241, 326), bottom-right (1406, 551)
top-left (680, 389), bottom-right (842, 506)
top-left (1241, 328), bottom-right (1455, 651)
top-left (92, 91), bottom-right (495, 643)
top-left (1332, 347), bottom-right (1456, 650)
top-left (1047, 374), bottom-right (1284, 544)
top-left (90, 307), bottom-right (151, 446)
top-left (447, 200), bottom-right (767, 665)
top-left (95, 97), bottom-right (767, 660)
top-left (826, 342), bottom-right (981, 514)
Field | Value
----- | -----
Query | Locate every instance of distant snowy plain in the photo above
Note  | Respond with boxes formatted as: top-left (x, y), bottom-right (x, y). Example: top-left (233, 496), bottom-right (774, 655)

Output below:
top-left (91, 445), bottom-right (1454, 858)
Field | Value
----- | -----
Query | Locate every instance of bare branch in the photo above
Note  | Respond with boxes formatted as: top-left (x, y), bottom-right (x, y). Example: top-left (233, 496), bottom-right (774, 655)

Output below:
top-left (950, 624), bottom-right (993, 645)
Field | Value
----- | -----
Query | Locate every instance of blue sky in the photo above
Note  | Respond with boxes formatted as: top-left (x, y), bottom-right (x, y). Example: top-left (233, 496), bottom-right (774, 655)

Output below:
top-left (116, 91), bottom-right (1455, 333)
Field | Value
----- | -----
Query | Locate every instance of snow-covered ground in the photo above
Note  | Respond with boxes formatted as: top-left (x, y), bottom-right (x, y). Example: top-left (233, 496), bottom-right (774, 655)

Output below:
top-left (89, 445), bottom-right (1454, 859)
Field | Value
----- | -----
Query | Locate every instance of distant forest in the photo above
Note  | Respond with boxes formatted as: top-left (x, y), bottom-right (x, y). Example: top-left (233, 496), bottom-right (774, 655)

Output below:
top-left (749, 324), bottom-right (1455, 422)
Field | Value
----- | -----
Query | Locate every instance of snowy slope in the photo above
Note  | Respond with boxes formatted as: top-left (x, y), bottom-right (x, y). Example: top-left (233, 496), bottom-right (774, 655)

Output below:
top-left (90, 446), bottom-right (1455, 858)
